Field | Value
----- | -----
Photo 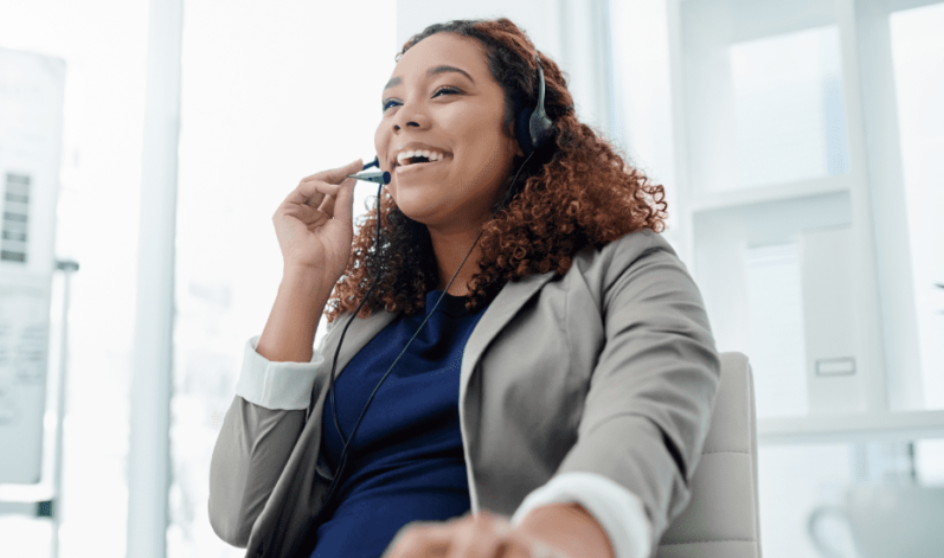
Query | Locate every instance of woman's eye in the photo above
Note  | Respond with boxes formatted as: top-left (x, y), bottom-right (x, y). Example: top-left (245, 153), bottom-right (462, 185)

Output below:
top-left (382, 87), bottom-right (461, 112)
top-left (433, 86), bottom-right (460, 97)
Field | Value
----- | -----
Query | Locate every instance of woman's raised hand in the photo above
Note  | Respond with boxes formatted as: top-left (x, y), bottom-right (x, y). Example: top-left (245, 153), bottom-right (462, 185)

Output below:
top-left (272, 158), bottom-right (363, 285)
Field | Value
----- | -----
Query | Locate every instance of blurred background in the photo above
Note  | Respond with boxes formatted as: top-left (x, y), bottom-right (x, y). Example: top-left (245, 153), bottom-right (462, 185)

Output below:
top-left (0, 0), bottom-right (941, 557)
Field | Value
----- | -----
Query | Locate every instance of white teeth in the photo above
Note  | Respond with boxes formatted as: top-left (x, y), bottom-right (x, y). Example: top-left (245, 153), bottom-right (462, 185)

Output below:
top-left (396, 148), bottom-right (447, 165)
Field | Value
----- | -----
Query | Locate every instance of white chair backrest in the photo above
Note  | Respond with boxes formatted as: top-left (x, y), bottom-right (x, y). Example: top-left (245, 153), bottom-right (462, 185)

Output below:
top-left (656, 352), bottom-right (761, 558)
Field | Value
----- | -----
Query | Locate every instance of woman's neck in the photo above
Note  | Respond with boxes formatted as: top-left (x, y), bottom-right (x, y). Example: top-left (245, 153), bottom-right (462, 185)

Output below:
top-left (428, 225), bottom-right (485, 296)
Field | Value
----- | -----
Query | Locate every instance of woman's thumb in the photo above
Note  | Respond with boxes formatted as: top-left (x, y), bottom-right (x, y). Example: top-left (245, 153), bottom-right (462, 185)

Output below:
top-left (335, 177), bottom-right (356, 225)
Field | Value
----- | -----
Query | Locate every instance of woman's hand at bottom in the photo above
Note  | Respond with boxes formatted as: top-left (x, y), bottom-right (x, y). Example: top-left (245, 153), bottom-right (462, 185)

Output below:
top-left (381, 510), bottom-right (573, 558)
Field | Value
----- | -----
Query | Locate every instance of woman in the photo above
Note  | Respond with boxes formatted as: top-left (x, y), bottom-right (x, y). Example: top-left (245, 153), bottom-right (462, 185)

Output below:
top-left (209, 17), bottom-right (719, 558)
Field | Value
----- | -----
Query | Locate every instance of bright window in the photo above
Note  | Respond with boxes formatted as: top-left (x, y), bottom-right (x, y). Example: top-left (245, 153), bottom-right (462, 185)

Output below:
top-left (170, 1), bottom-right (396, 556)
top-left (889, 2), bottom-right (944, 410)
top-left (729, 26), bottom-right (849, 188)
top-left (0, 0), bottom-right (149, 556)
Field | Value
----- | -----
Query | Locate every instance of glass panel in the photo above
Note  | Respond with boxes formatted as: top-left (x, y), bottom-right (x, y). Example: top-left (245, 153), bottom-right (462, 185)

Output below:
top-left (743, 243), bottom-right (808, 418)
top-left (729, 26), bottom-right (849, 187)
top-left (915, 438), bottom-right (944, 486)
top-left (758, 443), bottom-right (856, 558)
top-left (608, 0), bottom-right (677, 233)
top-left (758, 440), bottom-right (944, 558)
top-left (680, 0), bottom-right (846, 194)
top-left (889, 2), bottom-right (944, 410)
top-left (0, 0), bottom-right (148, 556)
top-left (171, 1), bottom-right (396, 556)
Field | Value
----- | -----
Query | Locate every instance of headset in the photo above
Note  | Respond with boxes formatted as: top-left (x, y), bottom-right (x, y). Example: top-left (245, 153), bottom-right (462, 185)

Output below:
top-left (305, 53), bottom-right (558, 531)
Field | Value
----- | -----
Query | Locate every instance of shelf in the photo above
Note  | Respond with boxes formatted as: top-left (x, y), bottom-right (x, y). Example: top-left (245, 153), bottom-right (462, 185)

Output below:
top-left (758, 410), bottom-right (944, 445)
top-left (691, 174), bottom-right (849, 213)
top-left (0, 482), bottom-right (53, 504)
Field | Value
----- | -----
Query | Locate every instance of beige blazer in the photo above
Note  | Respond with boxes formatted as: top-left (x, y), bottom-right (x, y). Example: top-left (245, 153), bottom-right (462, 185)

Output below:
top-left (208, 229), bottom-right (721, 558)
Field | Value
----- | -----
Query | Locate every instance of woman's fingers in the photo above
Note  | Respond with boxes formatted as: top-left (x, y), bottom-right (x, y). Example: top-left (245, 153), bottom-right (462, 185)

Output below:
top-left (300, 158), bottom-right (363, 184)
top-left (331, 177), bottom-right (356, 224)
top-left (285, 158), bottom-right (363, 208)
top-left (315, 184), bottom-right (337, 218)
top-left (297, 176), bottom-right (354, 222)
top-left (383, 523), bottom-right (450, 558)
top-left (381, 512), bottom-right (575, 558)
top-left (269, 159), bottom-right (363, 275)
top-left (284, 179), bottom-right (335, 208)
top-left (443, 514), bottom-right (514, 558)
top-left (382, 512), bottom-right (544, 558)
top-left (282, 201), bottom-right (325, 227)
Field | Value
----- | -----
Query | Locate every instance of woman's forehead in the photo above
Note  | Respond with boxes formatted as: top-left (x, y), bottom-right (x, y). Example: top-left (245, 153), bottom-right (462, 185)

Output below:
top-left (392, 33), bottom-right (488, 79)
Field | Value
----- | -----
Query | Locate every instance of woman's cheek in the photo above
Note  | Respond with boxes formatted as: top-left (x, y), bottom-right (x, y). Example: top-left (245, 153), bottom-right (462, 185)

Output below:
top-left (374, 122), bottom-right (389, 166)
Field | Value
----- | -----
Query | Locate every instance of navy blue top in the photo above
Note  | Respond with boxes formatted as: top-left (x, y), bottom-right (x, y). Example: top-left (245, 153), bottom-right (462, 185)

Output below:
top-left (309, 289), bottom-right (490, 557)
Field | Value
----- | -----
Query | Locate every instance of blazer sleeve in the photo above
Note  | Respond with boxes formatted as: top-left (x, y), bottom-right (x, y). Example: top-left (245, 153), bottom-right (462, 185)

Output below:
top-left (555, 236), bottom-right (721, 543)
top-left (207, 323), bottom-right (334, 547)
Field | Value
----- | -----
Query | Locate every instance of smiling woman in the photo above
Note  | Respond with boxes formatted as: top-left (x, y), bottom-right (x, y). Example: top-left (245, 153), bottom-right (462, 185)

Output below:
top-left (372, 32), bottom-right (524, 293)
top-left (329, 19), bottom-right (668, 318)
top-left (208, 16), bottom-right (720, 558)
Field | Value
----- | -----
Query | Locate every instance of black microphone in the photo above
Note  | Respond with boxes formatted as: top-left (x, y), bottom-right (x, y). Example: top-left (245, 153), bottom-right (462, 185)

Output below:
top-left (348, 156), bottom-right (390, 184)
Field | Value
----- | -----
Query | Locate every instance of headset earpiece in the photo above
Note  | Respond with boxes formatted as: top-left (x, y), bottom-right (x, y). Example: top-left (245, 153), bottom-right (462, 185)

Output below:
top-left (514, 55), bottom-right (555, 158)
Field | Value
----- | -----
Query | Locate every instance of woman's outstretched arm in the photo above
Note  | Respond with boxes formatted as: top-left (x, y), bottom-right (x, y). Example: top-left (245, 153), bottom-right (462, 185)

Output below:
top-left (553, 235), bottom-right (721, 545)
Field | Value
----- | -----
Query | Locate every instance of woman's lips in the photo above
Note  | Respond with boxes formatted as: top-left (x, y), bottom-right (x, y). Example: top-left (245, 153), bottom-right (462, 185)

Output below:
top-left (395, 157), bottom-right (450, 175)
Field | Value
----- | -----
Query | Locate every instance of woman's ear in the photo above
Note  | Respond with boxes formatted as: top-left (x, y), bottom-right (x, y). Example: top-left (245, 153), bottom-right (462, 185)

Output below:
top-left (509, 127), bottom-right (525, 158)
top-left (505, 118), bottom-right (525, 158)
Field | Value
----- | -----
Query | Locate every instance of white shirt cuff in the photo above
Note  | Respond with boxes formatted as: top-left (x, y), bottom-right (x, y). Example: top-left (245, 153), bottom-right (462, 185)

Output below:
top-left (234, 334), bottom-right (326, 410)
top-left (510, 471), bottom-right (652, 558)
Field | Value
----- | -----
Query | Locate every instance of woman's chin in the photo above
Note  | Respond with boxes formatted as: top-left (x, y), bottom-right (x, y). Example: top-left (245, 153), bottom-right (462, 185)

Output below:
top-left (390, 193), bottom-right (438, 225)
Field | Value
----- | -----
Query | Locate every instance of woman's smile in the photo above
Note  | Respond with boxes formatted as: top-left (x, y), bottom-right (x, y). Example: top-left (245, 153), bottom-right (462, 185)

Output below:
top-left (395, 155), bottom-right (451, 176)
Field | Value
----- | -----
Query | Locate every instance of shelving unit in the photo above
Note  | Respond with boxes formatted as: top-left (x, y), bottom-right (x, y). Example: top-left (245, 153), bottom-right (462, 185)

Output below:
top-left (759, 411), bottom-right (944, 445)
top-left (690, 175), bottom-right (849, 213)
top-left (666, 0), bottom-right (944, 442)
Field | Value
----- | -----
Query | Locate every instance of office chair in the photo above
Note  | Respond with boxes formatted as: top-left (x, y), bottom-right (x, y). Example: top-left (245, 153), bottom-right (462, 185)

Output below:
top-left (656, 352), bottom-right (762, 558)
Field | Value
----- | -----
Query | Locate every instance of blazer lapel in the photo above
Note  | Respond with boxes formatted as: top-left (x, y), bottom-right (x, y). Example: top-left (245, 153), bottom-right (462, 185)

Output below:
top-left (459, 270), bottom-right (557, 410)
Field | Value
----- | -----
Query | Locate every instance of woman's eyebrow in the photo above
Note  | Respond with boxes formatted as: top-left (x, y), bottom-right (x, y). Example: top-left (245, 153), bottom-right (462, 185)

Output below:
top-left (383, 65), bottom-right (475, 91)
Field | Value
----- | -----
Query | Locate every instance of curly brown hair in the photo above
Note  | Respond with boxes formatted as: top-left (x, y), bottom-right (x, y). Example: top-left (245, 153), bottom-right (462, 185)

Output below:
top-left (324, 17), bottom-right (667, 323)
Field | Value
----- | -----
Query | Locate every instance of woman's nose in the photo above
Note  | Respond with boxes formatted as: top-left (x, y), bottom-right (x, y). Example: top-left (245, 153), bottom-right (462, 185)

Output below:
top-left (392, 100), bottom-right (429, 131)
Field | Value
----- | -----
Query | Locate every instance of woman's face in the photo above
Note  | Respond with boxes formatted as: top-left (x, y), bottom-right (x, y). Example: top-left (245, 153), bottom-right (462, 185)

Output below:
top-left (374, 32), bottom-right (523, 232)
